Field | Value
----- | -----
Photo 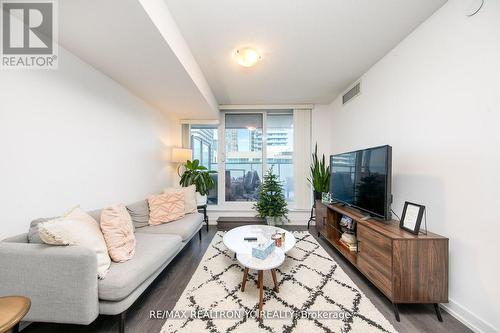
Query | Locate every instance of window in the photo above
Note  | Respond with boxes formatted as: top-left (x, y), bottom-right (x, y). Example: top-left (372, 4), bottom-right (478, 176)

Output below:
top-left (186, 108), bottom-right (309, 207)
top-left (266, 112), bottom-right (294, 201)
top-left (190, 125), bottom-right (218, 205)
top-left (224, 114), bottom-right (263, 201)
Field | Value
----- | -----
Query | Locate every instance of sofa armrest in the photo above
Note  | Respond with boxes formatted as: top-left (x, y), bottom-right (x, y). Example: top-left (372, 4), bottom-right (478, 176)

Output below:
top-left (2, 233), bottom-right (28, 243)
top-left (0, 242), bottom-right (99, 325)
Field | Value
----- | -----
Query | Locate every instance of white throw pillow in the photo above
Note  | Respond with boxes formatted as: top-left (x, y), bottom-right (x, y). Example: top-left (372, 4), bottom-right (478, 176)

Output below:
top-left (165, 185), bottom-right (197, 214)
top-left (38, 207), bottom-right (111, 279)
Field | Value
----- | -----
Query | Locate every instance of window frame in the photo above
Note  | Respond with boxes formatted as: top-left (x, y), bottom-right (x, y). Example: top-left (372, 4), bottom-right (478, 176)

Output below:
top-left (187, 109), bottom-right (297, 210)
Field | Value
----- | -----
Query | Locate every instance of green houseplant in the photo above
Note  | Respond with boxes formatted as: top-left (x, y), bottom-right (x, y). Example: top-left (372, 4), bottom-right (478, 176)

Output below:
top-left (179, 159), bottom-right (217, 205)
top-left (253, 168), bottom-right (289, 225)
top-left (308, 143), bottom-right (330, 201)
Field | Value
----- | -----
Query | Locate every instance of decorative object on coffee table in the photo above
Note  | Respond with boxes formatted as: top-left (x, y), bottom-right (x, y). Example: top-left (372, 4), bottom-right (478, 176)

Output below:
top-left (251, 240), bottom-right (275, 260)
top-left (179, 159), bottom-right (217, 205)
top-left (253, 167), bottom-right (288, 226)
top-left (0, 296), bottom-right (31, 333)
top-left (307, 143), bottom-right (330, 228)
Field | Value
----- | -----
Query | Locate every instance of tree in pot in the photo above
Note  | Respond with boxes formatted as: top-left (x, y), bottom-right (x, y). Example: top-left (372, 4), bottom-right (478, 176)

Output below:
top-left (179, 159), bottom-right (217, 205)
top-left (253, 167), bottom-right (289, 226)
top-left (307, 143), bottom-right (330, 201)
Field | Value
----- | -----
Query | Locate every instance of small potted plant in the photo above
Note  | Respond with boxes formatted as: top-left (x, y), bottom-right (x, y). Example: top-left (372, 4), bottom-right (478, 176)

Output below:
top-left (308, 143), bottom-right (330, 202)
top-left (253, 167), bottom-right (289, 225)
top-left (179, 159), bottom-right (217, 205)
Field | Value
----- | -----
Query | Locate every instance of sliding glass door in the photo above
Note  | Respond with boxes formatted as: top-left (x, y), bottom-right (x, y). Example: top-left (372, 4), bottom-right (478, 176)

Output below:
top-left (224, 113), bottom-right (263, 202)
top-left (266, 112), bottom-right (294, 201)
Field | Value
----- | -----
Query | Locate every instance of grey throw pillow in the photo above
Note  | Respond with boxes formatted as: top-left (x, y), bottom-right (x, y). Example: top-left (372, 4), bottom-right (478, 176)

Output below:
top-left (87, 209), bottom-right (102, 223)
top-left (126, 200), bottom-right (150, 229)
top-left (28, 216), bottom-right (57, 243)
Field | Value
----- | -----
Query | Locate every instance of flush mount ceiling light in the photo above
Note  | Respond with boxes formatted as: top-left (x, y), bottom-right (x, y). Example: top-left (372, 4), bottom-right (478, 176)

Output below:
top-left (235, 48), bottom-right (261, 67)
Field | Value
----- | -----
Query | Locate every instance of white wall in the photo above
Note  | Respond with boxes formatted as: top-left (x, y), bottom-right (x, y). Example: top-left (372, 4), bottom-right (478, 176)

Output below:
top-left (312, 104), bottom-right (333, 157)
top-left (326, 1), bottom-right (500, 331)
top-left (0, 48), bottom-right (180, 240)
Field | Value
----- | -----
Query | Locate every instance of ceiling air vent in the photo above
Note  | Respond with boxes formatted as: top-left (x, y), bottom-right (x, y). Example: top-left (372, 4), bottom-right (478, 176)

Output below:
top-left (342, 82), bottom-right (361, 105)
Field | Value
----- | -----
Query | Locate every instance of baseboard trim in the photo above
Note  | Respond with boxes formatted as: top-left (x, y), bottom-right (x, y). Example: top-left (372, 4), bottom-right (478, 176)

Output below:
top-left (441, 299), bottom-right (497, 333)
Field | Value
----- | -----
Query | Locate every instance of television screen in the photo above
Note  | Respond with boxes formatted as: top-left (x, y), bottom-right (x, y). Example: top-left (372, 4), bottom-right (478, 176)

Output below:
top-left (330, 145), bottom-right (392, 220)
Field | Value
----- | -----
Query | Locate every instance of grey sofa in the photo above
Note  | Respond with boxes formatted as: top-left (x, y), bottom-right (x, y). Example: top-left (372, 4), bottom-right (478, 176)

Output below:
top-left (0, 206), bottom-right (204, 332)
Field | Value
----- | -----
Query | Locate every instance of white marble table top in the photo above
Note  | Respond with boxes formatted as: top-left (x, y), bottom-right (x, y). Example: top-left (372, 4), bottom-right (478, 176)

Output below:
top-left (223, 224), bottom-right (296, 257)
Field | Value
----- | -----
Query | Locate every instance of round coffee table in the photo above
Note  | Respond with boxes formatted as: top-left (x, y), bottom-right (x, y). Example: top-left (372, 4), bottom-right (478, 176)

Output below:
top-left (0, 296), bottom-right (31, 333)
top-left (223, 225), bottom-right (296, 317)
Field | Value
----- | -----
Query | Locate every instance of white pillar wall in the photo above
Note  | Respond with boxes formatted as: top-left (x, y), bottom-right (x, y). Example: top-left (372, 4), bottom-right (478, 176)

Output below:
top-left (293, 109), bottom-right (312, 209)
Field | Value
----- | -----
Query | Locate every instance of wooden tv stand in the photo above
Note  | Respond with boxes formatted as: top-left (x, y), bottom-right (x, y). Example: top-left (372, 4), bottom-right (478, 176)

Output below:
top-left (315, 201), bottom-right (448, 322)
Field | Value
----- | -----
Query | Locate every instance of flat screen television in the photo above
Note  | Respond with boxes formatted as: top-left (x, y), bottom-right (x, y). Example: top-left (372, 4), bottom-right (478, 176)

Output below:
top-left (330, 145), bottom-right (392, 220)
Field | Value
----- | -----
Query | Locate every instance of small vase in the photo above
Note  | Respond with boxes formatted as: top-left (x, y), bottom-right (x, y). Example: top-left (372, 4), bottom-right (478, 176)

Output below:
top-left (266, 216), bottom-right (282, 226)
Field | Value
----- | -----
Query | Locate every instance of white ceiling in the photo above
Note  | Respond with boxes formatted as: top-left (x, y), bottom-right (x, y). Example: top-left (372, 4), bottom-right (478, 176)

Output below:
top-left (165, 0), bottom-right (447, 104)
top-left (58, 0), bottom-right (218, 120)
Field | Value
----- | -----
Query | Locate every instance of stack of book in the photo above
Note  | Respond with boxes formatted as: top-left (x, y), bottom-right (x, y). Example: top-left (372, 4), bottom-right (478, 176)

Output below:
top-left (339, 233), bottom-right (357, 252)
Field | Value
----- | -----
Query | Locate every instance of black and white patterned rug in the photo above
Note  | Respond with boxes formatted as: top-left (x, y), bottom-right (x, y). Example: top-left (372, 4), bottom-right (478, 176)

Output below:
top-left (161, 231), bottom-right (397, 333)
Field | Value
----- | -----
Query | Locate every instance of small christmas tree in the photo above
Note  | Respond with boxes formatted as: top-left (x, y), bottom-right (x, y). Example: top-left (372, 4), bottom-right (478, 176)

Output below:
top-left (253, 167), bottom-right (289, 225)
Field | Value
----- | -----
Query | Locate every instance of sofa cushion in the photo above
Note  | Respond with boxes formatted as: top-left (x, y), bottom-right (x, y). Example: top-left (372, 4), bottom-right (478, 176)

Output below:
top-left (87, 209), bottom-right (102, 223)
top-left (100, 204), bottom-right (136, 263)
top-left (126, 200), bottom-right (149, 229)
top-left (148, 192), bottom-right (185, 226)
top-left (165, 185), bottom-right (197, 214)
top-left (28, 217), bottom-right (57, 244)
top-left (98, 233), bottom-right (182, 301)
top-left (38, 207), bottom-right (112, 279)
top-left (136, 213), bottom-right (203, 241)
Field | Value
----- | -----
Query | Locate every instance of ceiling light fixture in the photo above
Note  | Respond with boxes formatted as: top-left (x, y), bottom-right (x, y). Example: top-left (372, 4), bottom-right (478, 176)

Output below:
top-left (235, 48), bottom-right (261, 67)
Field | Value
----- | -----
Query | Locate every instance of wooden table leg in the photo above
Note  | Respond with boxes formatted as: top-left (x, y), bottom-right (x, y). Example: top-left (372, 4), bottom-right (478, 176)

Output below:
top-left (241, 267), bottom-right (249, 292)
top-left (258, 270), bottom-right (264, 317)
top-left (271, 269), bottom-right (279, 292)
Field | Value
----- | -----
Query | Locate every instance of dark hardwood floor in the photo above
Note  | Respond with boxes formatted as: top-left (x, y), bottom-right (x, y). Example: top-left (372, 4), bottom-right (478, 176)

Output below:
top-left (23, 226), bottom-right (471, 333)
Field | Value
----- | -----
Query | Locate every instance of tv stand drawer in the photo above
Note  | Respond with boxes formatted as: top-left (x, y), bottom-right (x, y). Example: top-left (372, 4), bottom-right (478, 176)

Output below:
top-left (358, 224), bottom-right (392, 252)
top-left (358, 256), bottom-right (392, 298)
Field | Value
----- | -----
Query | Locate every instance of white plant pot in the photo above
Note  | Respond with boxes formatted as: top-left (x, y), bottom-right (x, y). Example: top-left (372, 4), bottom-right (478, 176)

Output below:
top-left (266, 216), bottom-right (283, 226)
top-left (196, 192), bottom-right (207, 205)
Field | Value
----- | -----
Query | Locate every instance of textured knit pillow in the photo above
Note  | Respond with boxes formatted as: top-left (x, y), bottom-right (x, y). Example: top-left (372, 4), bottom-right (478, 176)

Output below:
top-left (38, 207), bottom-right (111, 279)
top-left (148, 192), bottom-right (185, 226)
top-left (165, 185), bottom-right (197, 214)
top-left (100, 204), bottom-right (136, 263)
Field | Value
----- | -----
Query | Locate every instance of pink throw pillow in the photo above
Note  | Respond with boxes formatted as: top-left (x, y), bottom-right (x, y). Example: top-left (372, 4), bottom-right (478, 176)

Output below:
top-left (100, 204), bottom-right (136, 262)
top-left (148, 192), bottom-right (185, 226)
